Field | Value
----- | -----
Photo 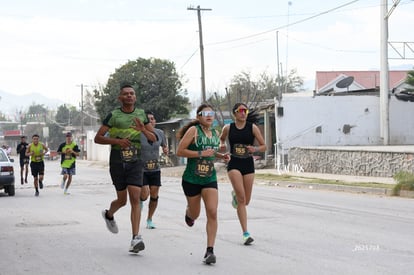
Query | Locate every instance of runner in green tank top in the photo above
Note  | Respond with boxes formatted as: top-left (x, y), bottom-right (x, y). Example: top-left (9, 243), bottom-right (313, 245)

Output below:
top-left (177, 103), bottom-right (229, 265)
top-left (26, 134), bottom-right (49, 196)
top-left (57, 132), bottom-right (80, 195)
top-left (94, 84), bottom-right (156, 254)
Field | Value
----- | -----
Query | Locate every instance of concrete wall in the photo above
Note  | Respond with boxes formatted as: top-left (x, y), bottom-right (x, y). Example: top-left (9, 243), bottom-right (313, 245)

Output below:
top-left (86, 130), bottom-right (110, 162)
top-left (276, 95), bottom-right (414, 154)
top-left (288, 146), bottom-right (414, 177)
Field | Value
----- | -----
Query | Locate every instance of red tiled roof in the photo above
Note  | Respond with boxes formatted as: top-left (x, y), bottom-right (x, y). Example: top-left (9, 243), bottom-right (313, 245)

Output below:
top-left (315, 70), bottom-right (408, 91)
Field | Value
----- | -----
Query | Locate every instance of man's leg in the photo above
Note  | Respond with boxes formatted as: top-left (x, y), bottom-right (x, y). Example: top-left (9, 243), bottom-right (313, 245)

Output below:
top-left (128, 185), bottom-right (142, 236)
top-left (24, 164), bottom-right (28, 183)
top-left (147, 186), bottom-right (160, 221)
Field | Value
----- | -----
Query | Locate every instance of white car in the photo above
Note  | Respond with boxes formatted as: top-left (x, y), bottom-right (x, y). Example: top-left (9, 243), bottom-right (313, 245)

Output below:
top-left (0, 148), bottom-right (15, 196)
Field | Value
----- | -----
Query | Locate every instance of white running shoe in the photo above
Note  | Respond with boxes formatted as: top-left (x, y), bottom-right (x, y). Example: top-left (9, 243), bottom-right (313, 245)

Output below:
top-left (129, 235), bottom-right (145, 253)
top-left (101, 210), bottom-right (118, 234)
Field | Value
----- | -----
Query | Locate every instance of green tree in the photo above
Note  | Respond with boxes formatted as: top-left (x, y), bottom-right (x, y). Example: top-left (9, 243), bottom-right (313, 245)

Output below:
top-left (54, 104), bottom-right (78, 127)
top-left (405, 69), bottom-right (414, 93)
top-left (95, 57), bottom-right (189, 122)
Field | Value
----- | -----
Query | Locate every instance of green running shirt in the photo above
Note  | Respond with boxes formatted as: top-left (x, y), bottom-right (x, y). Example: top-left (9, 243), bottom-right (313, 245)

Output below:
top-left (182, 125), bottom-right (220, 185)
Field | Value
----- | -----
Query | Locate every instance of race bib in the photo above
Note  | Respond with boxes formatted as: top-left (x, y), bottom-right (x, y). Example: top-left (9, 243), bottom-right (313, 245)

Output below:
top-left (233, 144), bottom-right (250, 158)
top-left (65, 153), bottom-right (72, 160)
top-left (194, 159), bottom-right (214, 178)
top-left (35, 156), bottom-right (42, 162)
top-left (144, 159), bottom-right (159, 170)
top-left (120, 145), bottom-right (139, 163)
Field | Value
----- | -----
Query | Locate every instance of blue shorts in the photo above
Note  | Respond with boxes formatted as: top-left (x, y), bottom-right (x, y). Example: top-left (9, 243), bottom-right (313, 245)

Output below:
top-left (61, 167), bottom-right (76, 176)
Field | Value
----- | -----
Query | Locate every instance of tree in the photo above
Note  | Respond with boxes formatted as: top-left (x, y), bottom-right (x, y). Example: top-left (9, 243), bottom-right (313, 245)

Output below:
top-left (278, 68), bottom-right (305, 94)
top-left (221, 68), bottom-right (303, 104)
top-left (83, 90), bottom-right (99, 127)
top-left (210, 69), bottom-right (303, 108)
top-left (405, 69), bottom-right (414, 92)
top-left (95, 58), bottom-right (189, 122)
top-left (208, 69), bottom-right (304, 128)
top-left (24, 104), bottom-right (48, 142)
top-left (55, 104), bottom-right (79, 127)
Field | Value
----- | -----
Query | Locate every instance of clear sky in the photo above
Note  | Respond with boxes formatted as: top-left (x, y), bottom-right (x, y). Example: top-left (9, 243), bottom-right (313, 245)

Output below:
top-left (0, 0), bottom-right (413, 107)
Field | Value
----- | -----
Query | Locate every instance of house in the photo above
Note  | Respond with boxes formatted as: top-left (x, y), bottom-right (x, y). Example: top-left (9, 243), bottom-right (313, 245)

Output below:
top-left (315, 70), bottom-right (410, 94)
top-left (274, 70), bottom-right (414, 160)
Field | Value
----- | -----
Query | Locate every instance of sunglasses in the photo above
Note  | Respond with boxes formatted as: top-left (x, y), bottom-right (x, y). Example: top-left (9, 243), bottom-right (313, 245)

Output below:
top-left (235, 107), bottom-right (249, 115)
top-left (198, 110), bottom-right (215, 117)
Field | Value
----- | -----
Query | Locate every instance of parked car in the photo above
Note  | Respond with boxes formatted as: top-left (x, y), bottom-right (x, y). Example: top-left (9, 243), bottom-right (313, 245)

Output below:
top-left (0, 148), bottom-right (15, 196)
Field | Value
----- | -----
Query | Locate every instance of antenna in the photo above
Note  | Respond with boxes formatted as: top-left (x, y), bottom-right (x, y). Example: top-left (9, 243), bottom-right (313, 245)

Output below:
top-left (336, 76), bottom-right (354, 92)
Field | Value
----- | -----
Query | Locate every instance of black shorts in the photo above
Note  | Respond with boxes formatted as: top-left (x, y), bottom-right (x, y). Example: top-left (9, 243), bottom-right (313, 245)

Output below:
top-left (181, 179), bottom-right (217, 197)
top-left (20, 157), bottom-right (29, 167)
top-left (143, 170), bottom-right (161, 187)
top-left (30, 161), bottom-right (45, 177)
top-left (227, 156), bottom-right (255, 175)
top-left (109, 160), bottom-right (144, 191)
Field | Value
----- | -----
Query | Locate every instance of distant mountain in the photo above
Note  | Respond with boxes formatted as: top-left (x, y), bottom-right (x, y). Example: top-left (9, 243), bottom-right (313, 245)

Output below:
top-left (0, 89), bottom-right (64, 121)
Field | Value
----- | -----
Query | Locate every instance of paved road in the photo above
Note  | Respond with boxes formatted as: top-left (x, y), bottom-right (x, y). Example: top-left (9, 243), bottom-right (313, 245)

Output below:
top-left (1, 160), bottom-right (413, 275)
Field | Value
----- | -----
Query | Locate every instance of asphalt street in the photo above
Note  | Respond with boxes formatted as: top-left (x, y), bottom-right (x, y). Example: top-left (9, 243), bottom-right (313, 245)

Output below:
top-left (1, 159), bottom-right (413, 275)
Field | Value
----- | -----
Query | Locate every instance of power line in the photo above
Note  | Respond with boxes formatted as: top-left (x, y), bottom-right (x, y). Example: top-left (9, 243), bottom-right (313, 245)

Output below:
top-left (206, 0), bottom-right (360, 47)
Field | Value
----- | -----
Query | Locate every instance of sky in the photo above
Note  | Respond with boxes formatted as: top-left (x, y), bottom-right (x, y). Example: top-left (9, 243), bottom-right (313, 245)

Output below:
top-left (1, 0), bottom-right (413, 109)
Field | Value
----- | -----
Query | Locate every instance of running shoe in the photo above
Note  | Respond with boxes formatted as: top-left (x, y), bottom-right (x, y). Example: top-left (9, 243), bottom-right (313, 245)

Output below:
top-left (129, 235), bottom-right (145, 253)
top-left (64, 189), bottom-right (70, 195)
top-left (185, 214), bottom-right (194, 227)
top-left (231, 190), bottom-right (238, 209)
top-left (243, 232), bottom-right (254, 245)
top-left (60, 178), bottom-right (65, 189)
top-left (203, 251), bottom-right (216, 265)
top-left (35, 190), bottom-right (39, 197)
top-left (146, 219), bottom-right (156, 229)
top-left (101, 210), bottom-right (119, 234)
top-left (39, 180), bottom-right (43, 189)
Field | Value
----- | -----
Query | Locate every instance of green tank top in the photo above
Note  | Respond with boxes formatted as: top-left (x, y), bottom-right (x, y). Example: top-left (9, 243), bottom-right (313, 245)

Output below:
top-left (182, 125), bottom-right (220, 184)
top-left (29, 143), bottom-right (45, 162)
top-left (60, 141), bottom-right (77, 169)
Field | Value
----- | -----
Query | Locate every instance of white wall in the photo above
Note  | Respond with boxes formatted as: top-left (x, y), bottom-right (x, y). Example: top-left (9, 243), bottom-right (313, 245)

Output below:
top-left (86, 130), bottom-right (110, 162)
top-left (276, 95), bottom-right (414, 151)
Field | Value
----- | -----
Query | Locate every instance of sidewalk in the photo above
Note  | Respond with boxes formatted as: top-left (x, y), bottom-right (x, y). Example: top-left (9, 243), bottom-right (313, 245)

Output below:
top-left (255, 169), bottom-right (396, 185)
top-left (160, 162), bottom-right (395, 184)
top-left (80, 160), bottom-right (400, 196)
top-left (160, 162), bottom-right (400, 196)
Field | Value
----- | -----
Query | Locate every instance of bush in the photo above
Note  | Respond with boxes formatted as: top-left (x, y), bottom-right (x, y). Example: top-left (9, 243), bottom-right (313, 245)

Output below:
top-left (392, 171), bottom-right (414, 196)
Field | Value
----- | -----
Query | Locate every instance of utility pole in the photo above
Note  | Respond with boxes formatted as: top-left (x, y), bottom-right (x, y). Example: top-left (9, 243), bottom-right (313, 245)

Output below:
top-left (77, 84), bottom-right (88, 159)
top-left (380, 0), bottom-right (400, 145)
top-left (380, 0), bottom-right (390, 145)
top-left (188, 5), bottom-right (211, 103)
